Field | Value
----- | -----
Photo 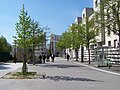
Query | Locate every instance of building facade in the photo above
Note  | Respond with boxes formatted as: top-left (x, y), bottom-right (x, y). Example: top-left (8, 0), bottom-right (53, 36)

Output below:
top-left (93, 0), bottom-right (119, 47)
top-left (50, 34), bottom-right (61, 56)
top-left (69, 0), bottom-right (120, 61)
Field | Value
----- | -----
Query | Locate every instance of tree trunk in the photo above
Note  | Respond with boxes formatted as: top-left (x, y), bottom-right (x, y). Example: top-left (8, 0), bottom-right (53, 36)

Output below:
top-left (81, 46), bottom-right (84, 62)
top-left (117, 1), bottom-right (120, 57)
top-left (118, 23), bottom-right (120, 57)
top-left (88, 44), bottom-right (91, 64)
top-left (75, 48), bottom-right (79, 61)
top-left (22, 48), bottom-right (28, 73)
top-left (33, 46), bottom-right (36, 65)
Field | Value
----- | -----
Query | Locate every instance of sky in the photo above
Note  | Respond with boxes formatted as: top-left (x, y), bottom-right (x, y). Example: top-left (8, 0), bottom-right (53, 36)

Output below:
top-left (0, 0), bottom-right (93, 45)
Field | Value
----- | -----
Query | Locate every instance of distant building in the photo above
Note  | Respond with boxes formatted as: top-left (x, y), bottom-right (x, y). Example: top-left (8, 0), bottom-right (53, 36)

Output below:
top-left (50, 34), bottom-right (61, 56)
top-left (82, 8), bottom-right (93, 24)
top-left (75, 17), bottom-right (82, 24)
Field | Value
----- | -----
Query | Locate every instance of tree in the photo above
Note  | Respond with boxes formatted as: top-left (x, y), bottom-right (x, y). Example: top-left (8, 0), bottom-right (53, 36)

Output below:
top-left (56, 31), bottom-right (72, 58)
top-left (104, 0), bottom-right (120, 48)
top-left (77, 24), bottom-right (85, 62)
top-left (0, 36), bottom-right (12, 52)
top-left (68, 23), bottom-right (84, 61)
top-left (83, 17), bottom-right (98, 64)
top-left (30, 20), bottom-right (46, 65)
top-left (57, 23), bottom-right (85, 61)
top-left (104, 0), bottom-right (120, 36)
top-left (14, 4), bottom-right (31, 73)
top-left (95, 0), bottom-right (120, 45)
top-left (56, 31), bottom-right (72, 50)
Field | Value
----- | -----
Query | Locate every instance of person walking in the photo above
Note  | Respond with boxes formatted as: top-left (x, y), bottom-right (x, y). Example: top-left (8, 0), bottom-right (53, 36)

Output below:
top-left (43, 54), bottom-right (46, 64)
top-left (67, 54), bottom-right (70, 61)
top-left (39, 54), bottom-right (42, 64)
top-left (51, 53), bottom-right (55, 62)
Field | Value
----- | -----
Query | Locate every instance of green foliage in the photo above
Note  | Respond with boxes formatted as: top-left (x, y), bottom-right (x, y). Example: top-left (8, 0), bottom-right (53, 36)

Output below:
top-left (69, 23), bottom-right (85, 49)
top-left (95, 0), bottom-right (120, 36)
top-left (57, 19), bottom-right (97, 51)
top-left (14, 5), bottom-right (49, 49)
top-left (83, 17), bottom-right (98, 64)
top-left (30, 20), bottom-right (46, 48)
top-left (15, 4), bottom-right (31, 49)
top-left (56, 31), bottom-right (72, 50)
top-left (0, 36), bottom-right (12, 52)
top-left (13, 72), bottom-right (36, 76)
top-left (14, 4), bottom-right (50, 67)
top-left (14, 4), bottom-right (32, 73)
top-left (83, 17), bottom-right (97, 48)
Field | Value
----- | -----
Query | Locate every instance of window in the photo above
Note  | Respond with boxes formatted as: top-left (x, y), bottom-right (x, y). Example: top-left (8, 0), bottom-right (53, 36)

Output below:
top-left (118, 42), bottom-right (119, 47)
top-left (108, 41), bottom-right (111, 46)
top-left (95, 0), bottom-right (98, 8)
top-left (98, 42), bottom-right (102, 46)
top-left (114, 39), bottom-right (117, 48)
top-left (83, 14), bottom-right (85, 18)
top-left (90, 45), bottom-right (94, 50)
top-left (107, 25), bottom-right (110, 35)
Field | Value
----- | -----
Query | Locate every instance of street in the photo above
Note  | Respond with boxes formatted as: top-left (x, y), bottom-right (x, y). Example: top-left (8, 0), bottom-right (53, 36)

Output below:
top-left (0, 57), bottom-right (120, 90)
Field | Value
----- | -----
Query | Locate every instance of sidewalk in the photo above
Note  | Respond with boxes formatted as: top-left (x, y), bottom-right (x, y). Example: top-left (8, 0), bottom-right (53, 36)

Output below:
top-left (0, 63), bottom-right (22, 77)
top-left (71, 58), bottom-right (120, 75)
top-left (1, 57), bottom-right (120, 78)
top-left (1, 57), bottom-right (120, 90)
top-left (14, 57), bottom-right (120, 75)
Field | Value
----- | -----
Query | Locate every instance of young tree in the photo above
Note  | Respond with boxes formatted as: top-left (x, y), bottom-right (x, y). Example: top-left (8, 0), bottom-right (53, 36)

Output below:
top-left (83, 17), bottom-right (97, 64)
top-left (68, 23), bottom-right (84, 61)
top-left (77, 24), bottom-right (85, 62)
top-left (30, 20), bottom-right (46, 65)
top-left (14, 4), bottom-right (31, 73)
top-left (56, 31), bottom-right (72, 50)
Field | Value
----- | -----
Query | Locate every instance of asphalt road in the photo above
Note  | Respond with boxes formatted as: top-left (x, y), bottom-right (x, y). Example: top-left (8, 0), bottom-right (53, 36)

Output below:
top-left (0, 57), bottom-right (120, 90)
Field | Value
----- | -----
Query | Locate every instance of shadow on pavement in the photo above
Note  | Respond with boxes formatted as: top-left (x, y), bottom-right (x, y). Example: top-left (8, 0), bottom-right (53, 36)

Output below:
top-left (45, 75), bottom-right (103, 82)
top-left (0, 63), bottom-right (11, 65)
top-left (0, 63), bottom-right (11, 70)
top-left (42, 64), bottom-right (84, 69)
top-left (0, 65), bottom-right (10, 70)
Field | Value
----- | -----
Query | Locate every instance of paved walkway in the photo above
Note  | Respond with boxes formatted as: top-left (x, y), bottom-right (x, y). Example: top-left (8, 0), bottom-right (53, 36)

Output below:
top-left (0, 57), bottom-right (120, 90)
top-left (0, 57), bottom-right (120, 77)
top-left (72, 59), bottom-right (120, 75)
top-left (0, 63), bottom-right (22, 77)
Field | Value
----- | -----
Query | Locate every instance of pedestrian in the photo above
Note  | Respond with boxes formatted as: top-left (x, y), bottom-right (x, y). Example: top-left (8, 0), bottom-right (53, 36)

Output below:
top-left (46, 54), bottom-right (50, 62)
top-left (13, 56), bottom-right (17, 64)
top-left (67, 54), bottom-right (70, 61)
top-left (51, 53), bottom-right (55, 62)
top-left (43, 54), bottom-right (46, 64)
top-left (39, 54), bottom-right (42, 64)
